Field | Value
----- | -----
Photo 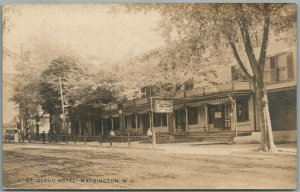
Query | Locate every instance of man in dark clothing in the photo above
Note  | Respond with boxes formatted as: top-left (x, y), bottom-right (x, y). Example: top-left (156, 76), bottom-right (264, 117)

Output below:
top-left (41, 131), bottom-right (46, 144)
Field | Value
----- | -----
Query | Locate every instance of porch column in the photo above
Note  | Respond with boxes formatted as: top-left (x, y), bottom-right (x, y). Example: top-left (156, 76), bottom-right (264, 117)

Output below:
top-left (233, 102), bottom-right (237, 132)
top-left (149, 112), bottom-right (152, 130)
top-left (166, 113), bottom-right (168, 127)
top-left (205, 104), bottom-right (208, 132)
top-left (185, 107), bottom-right (189, 133)
top-left (135, 113), bottom-right (138, 134)
top-left (111, 117), bottom-right (114, 130)
top-left (172, 111), bottom-right (176, 133)
top-left (79, 119), bottom-right (82, 135)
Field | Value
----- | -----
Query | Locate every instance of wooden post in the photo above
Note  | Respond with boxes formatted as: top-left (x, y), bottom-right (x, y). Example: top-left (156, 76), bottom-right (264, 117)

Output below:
top-left (234, 102), bottom-right (237, 137)
top-left (173, 112), bottom-right (176, 133)
top-left (150, 97), bottom-right (156, 149)
top-left (135, 113), bottom-right (138, 136)
top-left (205, 104), bottom-right (208, 132)
top-left (110, 136), bottom-right (112, 147)
top-left (185, 107), bottom-right (189, 133)
top-left (111, 117), bottom-right (114, 131)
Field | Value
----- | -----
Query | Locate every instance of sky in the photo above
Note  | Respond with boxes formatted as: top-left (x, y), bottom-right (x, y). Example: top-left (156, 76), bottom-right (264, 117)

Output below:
top-left (2, 4), bottom-right (166, 123)
top-left (3, 4), bottom-right (165, 74)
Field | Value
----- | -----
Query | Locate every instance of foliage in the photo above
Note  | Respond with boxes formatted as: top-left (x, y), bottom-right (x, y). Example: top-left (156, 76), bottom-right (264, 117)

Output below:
top-left (39, 56), bottom-right (119, 115)
top-left (114, 36), bottom-right (232, 99)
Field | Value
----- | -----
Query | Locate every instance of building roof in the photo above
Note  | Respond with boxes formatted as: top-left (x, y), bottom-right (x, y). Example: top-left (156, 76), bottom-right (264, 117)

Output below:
top-left (254, 37), bottom-right (295, 58)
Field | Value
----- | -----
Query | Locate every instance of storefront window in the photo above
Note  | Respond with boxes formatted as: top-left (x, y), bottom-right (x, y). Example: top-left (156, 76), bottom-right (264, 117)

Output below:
top-left (154, 113), bottom-right (167, 127)
top-left (188, 107), bottom-right (198, 125)
top-left (236, 99), bottom-right (249, 122)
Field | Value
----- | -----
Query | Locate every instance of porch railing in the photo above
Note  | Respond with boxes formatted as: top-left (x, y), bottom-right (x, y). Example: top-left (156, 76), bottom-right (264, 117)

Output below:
top-left (101, 81), bottom-right (252, 110)
top-left (176, 81), bottom-right (252, 98)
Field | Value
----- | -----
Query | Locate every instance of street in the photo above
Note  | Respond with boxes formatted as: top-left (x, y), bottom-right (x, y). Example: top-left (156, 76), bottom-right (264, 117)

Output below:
top-left (3, 142), bottom-right (297, 190)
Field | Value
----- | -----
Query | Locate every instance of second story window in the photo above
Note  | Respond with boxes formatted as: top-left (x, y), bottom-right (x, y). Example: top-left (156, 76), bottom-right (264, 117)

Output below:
top-left (231, 66), bottom-right (247, 81)
top-left (264, 53), bottom-right (294, 83)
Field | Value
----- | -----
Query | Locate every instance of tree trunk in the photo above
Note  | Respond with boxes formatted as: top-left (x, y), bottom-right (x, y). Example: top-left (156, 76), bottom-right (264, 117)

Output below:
top-left (254, 82), bottom-right (276, 152)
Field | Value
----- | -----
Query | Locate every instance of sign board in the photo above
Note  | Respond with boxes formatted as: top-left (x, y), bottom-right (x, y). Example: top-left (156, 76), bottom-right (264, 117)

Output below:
top-left (215, 112), bottom-right (222, 118)
top-left (154, 100), bottom-right (173, 113)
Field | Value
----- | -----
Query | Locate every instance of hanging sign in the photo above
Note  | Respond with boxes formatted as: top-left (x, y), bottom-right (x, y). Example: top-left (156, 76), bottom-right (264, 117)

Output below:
top-left (154, 100), bottom-right (173, 113)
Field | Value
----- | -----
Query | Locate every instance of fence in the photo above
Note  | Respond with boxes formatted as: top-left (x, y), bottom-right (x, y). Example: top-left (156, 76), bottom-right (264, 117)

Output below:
top-left (46, 132), bottom-right (172, 147)
top-left (47, 134), bottom-right (153, 147)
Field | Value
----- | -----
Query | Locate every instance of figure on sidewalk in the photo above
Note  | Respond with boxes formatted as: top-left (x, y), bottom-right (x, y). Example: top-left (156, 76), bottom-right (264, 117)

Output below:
top-left (147, 128), bottom-right (152, 142)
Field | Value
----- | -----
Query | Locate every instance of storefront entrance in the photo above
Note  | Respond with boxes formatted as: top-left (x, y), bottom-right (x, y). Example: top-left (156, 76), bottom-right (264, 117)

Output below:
top-left (141, 113), bottom-right (150, 134)
top-left (208, 104), bottom-right (231, 132)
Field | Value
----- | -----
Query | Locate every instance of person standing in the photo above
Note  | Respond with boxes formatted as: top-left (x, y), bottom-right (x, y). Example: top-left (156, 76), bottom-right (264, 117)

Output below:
top-left (41, 131), bottom-right (46, 144)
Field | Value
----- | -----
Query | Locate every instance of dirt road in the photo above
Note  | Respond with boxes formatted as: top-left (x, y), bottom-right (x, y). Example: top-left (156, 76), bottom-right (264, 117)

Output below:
top-left (3, 143), bottom-right (297, 190)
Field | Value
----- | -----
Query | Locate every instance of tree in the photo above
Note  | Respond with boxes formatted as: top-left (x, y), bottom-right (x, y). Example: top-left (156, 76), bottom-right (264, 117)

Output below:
top-left (125, 3), bottom-right (296, 151)
top-left (39, 56), bottom-right (119, 131)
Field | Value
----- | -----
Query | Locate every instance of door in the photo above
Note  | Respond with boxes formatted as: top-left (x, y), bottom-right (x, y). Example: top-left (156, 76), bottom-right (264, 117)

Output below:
top-left (142, 113), bottom-right (150, 134)
top-left (175, 109), bottom-right (186, 132)
top-left (208, 105), bottom-right (225, 131)
top-left (224, 104), bottom-right (232, 130)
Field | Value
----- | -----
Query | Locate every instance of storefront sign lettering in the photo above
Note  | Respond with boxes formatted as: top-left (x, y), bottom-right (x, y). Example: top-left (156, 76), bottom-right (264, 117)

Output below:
top-left (154, 100), bottom-right (173, 113)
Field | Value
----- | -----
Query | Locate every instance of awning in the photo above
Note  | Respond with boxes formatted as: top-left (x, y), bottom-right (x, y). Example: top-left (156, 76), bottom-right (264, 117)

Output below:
top-left (101, 115), bottom-right (110, 119)
top-left (111, 113), bottom-right (120, 118)
top-left (136, 109), bottom-right (150, 114)
top-left (206, 98), bottom-right (231, 105)
top-left (186, 101), bottom-right (204, 107)
top-left (123, 111), bottom-right (135, 116)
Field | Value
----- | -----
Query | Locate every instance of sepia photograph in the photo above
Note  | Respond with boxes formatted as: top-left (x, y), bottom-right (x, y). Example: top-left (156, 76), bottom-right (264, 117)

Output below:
top-left (2, 3), bottom-right (297, 190)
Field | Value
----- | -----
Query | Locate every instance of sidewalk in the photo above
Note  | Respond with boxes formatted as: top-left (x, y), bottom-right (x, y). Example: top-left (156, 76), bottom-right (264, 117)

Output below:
top-left (11, 139), bottom-right (296, 156)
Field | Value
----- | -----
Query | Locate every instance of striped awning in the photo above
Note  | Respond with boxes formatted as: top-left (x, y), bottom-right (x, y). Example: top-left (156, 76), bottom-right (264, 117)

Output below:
top-left (186, 101), bottom-right (204, 107)
top-left (206, 98), bottom-right (231, 105)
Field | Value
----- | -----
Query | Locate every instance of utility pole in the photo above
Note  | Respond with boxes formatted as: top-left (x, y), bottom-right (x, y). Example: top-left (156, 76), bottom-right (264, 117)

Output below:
top-left (150, 97), bottom-right (156, 149)
top-left (59, 76), bottom-right (68, 143)
top-left (228, 94), bottom-right (237, 138)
